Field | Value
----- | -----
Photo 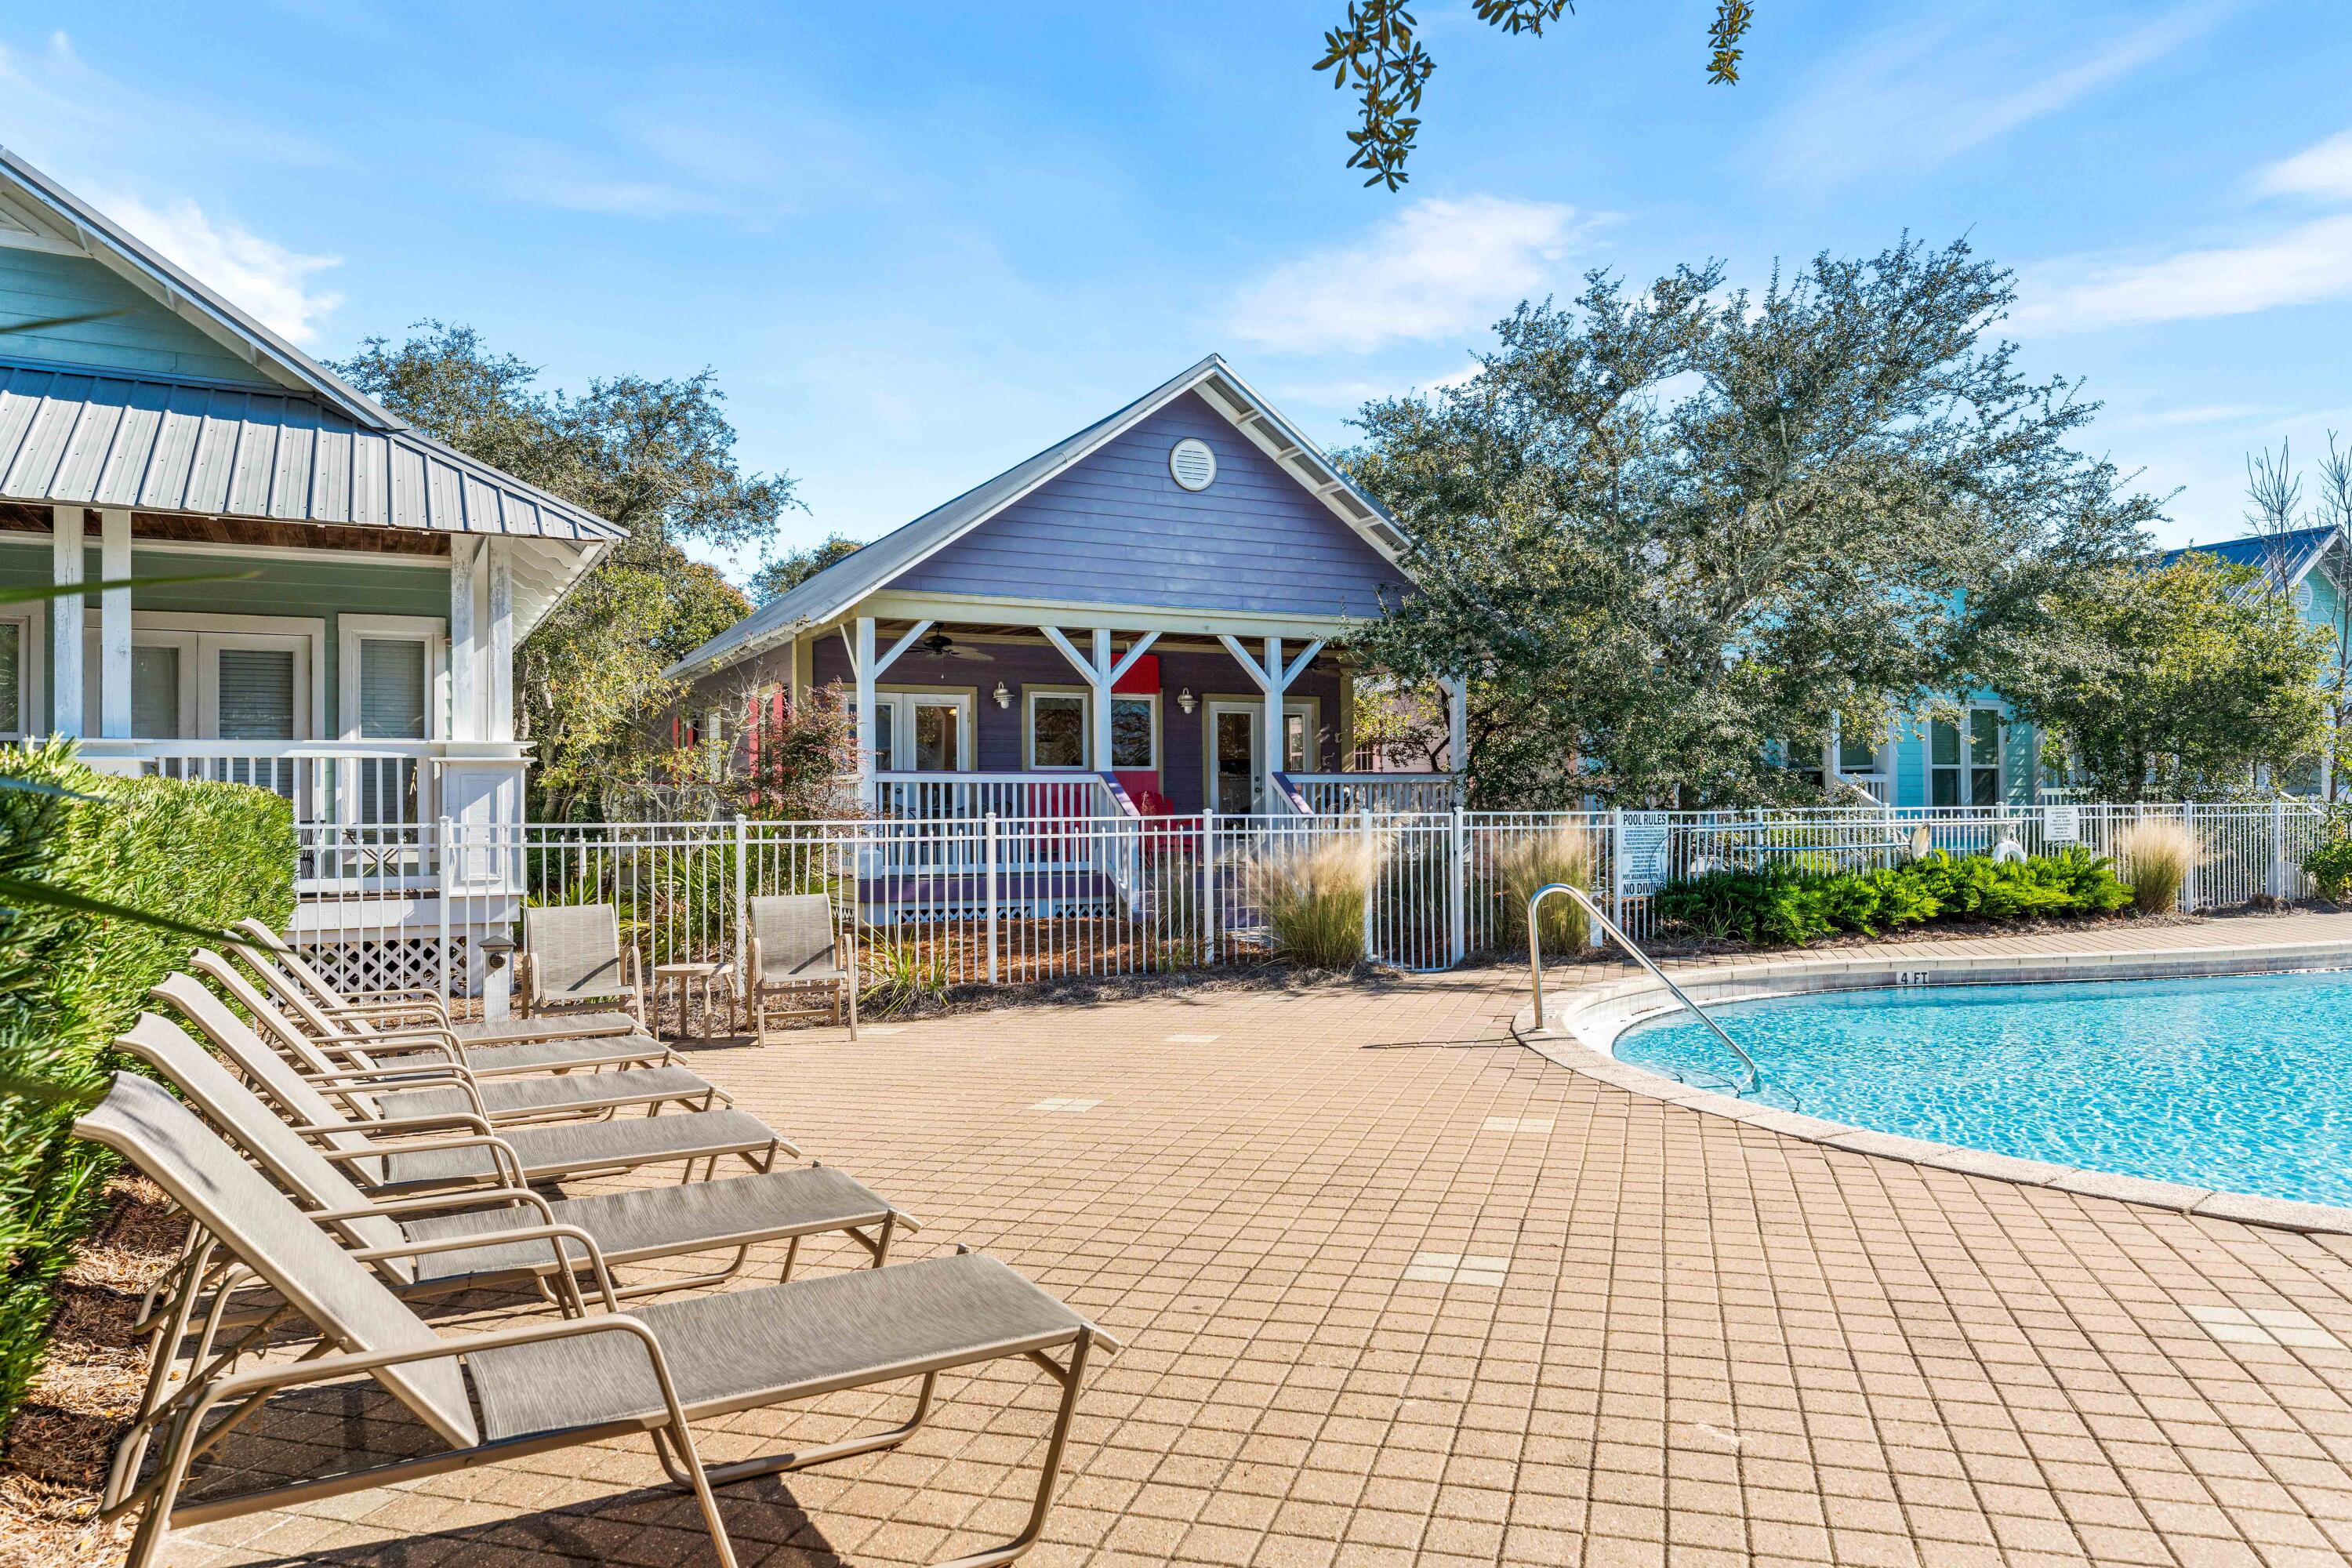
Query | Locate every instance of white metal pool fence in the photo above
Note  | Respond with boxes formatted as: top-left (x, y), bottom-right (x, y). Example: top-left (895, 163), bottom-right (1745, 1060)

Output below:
top-left (286, 799), bottom-right (2337, 998)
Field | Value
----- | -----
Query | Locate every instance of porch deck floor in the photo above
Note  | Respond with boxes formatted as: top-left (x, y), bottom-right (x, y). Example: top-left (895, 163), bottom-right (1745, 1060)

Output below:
top-left (147, 912), bottom-right (2352, 1566)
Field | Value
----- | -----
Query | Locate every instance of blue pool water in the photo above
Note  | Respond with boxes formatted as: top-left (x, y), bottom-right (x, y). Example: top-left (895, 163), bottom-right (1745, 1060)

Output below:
top-left (1617, 971), bottom-right (2352, 1207)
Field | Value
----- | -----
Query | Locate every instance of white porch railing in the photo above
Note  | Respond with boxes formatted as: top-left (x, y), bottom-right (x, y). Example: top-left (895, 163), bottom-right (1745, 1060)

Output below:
top-left (83, 739), bottom-right (443, 827)
top-left (1284, 772), bottom-right (1457, 814)
top-left (872, 771), bottom-right (1120, 823)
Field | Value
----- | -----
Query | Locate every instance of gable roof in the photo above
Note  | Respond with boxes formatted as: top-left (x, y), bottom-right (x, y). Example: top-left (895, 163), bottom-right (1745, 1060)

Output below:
top-left (0, 147), bottom-right (623, 546)
top-left (2165, 525), bottom-right (2341, 588)
top-left (0, 147), bottom-right (394, 426)
top-left (666, 354), bottom-right (1407, 680)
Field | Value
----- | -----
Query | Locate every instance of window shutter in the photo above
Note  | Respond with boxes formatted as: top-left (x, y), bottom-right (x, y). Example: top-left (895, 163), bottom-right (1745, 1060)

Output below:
top-left (216, 648), bottom-right (296, 739)
top-left (132, 646), bottom-right (180, 738)
top-left (358, 639), bottom-right (427, 739)
top-left (0, 622), bottom-right (17, 735)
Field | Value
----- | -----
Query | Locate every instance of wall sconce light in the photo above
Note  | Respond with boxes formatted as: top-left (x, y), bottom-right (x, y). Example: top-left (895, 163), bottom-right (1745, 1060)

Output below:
top-left (993, 681), bottom-right (1011, 710)
top-left (1177, 688), bottom-right (1196, 714)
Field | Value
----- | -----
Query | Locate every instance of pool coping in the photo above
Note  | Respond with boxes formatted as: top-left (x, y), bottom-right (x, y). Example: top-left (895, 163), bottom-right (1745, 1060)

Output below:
top-left (1509, 935), bottom-right (2352, 1237)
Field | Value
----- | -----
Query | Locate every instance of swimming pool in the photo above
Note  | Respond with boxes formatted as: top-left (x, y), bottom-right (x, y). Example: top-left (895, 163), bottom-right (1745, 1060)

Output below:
top-left (1617, 971), bottom-right (2352, 1208)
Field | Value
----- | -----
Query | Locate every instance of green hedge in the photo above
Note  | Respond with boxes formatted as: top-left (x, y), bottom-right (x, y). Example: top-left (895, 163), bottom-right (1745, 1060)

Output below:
top-left (1653, 848), bottom-right (2132, 948)
top-left (0, 742), bottom-right (293, 1423)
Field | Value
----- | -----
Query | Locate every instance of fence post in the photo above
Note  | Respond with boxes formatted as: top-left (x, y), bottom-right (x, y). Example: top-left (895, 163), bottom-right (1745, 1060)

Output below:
top-left (2182, 801), bottom-right (2198, 911)
top-left (1449, 806), bottom-right (1467, 967)
top-left (2271, 797), bottom-right (2287, 901)
top-left (1203, 808), bottom-right (1218, 965)
top-left (985, 811), bottom-right (1000, 985)
top-left (1359, 807), bottom-right (1375, 963)
top-left (437, 815), bottom-right (454, 1004)
top-left (733, 813), bottom-right (750, 960)
top-left (1609, 807), bottom-right (1626, 937)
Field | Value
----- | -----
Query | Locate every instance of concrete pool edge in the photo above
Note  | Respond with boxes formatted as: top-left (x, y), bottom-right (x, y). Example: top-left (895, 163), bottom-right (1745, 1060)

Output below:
top-left (1509, 935), bottom-right (2352, 1238)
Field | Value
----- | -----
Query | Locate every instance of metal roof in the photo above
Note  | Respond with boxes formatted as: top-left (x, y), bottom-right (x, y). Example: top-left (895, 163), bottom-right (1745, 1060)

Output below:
top-left (2164, 525), bottom-right (2339, 586)
top-left (664, 354), bottom-right (1407, 680)
top-left (0, 147), bottom-right (401, 430)
top-left (0, 363), bottom-right (624, 541)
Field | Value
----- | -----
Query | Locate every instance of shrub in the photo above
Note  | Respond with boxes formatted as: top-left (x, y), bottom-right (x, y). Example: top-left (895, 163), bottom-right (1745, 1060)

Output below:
top-left (1492, 827), bottom-right (1595, 953)
top-left (2111, 817), bottom-right (2198, 915)
top-left (1653, 848), bottom-right (2129, 949)
top-left (0, 741), bottom-right (293, 1423)
top-left (859, 934), bottom-right (951, 1015)
top-left (2303, 822), bottom-right (2352, 902)
top-left (1243, 833), bottom-right (1387, 970)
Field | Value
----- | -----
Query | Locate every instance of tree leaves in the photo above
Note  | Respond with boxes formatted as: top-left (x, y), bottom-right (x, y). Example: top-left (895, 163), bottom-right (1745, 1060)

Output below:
top-left (1345, 238), bottom-right (2164, 808)
top-left (1317, 2), bottom-right (1751, 189)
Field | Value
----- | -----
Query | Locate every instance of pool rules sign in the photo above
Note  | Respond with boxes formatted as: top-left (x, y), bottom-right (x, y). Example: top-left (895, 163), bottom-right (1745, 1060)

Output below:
top-left (2043, 803), bottom-right (2082, 844)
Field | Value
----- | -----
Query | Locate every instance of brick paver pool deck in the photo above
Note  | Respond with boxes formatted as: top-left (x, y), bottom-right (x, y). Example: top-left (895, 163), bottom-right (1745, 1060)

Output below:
top-left (160, 916), bottom-right (2352, 1567)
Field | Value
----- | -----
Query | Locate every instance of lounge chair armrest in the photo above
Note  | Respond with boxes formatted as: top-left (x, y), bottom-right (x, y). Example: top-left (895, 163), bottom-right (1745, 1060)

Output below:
top-left (313, 1130), bottom-right (527, 1189)
top-left (299, 1063), bottom-right (476, 1092)
top-left (203, 1312), bottom-right (675, 1410)
top-left (307, 1188), bottom-right (556, 1225)
top-left (350, 1221), bottom-right (622, 1308)
top-left (291, 1109), bottom-right (496, 1140)
top-left (309, 1033), bottom-right (463, 1069)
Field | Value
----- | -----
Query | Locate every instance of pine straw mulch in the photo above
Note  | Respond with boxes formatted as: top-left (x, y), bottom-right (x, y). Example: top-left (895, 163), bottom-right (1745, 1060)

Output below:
top-left (0, 1177), bottom-right (186, 1568)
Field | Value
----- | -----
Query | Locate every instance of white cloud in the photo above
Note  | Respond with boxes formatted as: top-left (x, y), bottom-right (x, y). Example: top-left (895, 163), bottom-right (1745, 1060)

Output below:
top-left (2011, 215), bottom-right (2352, 335)
top-left (1769, 2), bottom-right (2224, 193)
top-left (2012, 119), bottom-right (2352, 336)
top-left (99, 193), bottom-right (343, 345)
top-left (2256, 128), bottom-right (2352, 204)
top-left (1228, 195), bottom-right (1588, 356)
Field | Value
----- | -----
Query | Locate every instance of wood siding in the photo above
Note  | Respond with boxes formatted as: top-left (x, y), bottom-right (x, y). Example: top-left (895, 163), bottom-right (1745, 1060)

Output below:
top-left (775, 636), bottom-right (1345, 814)
top-left (0, 246), bottom-right (281, 387)
top-left (0, 536), bottom-right (447, 733)
top-left (891, 391), bottom-right (1409, 618)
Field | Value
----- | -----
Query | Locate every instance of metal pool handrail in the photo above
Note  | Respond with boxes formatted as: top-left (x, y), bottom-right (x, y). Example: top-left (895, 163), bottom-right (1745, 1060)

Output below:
top-left (1526, 882), bottom-right (1762, 1095)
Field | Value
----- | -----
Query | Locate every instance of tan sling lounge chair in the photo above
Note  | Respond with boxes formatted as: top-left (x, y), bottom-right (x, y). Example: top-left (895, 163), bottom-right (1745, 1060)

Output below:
top-left (520, 903), bottom-right (648, 1029)
top-left (82, 1073), bottom-right (1115, 1568)
top-left (232, 917), bottom-right (648, 1049)
top-left (187, 952), bottom-right (720, 1128)
top-left (742, 893), bottom-right (858, 1039)
top-left (154, 975), bottom-right (791, 1194)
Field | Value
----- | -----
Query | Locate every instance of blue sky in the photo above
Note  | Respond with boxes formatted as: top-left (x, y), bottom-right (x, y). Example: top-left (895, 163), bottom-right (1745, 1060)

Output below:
top-left (5, 2), bottom-right (2349, 575)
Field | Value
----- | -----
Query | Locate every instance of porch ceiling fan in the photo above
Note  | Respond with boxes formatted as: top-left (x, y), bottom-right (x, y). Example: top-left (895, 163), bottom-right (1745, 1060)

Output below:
top-left (913, 630), bottom-right (993, 662)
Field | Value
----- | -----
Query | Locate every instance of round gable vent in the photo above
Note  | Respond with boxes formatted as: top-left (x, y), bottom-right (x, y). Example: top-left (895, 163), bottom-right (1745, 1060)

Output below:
top-left (1169, 437), bottom-right (1217, 492)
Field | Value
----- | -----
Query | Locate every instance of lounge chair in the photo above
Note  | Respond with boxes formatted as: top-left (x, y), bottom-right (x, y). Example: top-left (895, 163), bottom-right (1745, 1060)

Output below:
top-left (188, 951), bottom-right (719, 1128)
top-left (82, 1072), bottom-right (1113, 1568)
top-left (742, 893), bottom-right (859, 1040)
top-left (231, 917), bottom-right (648, 1050)
top-left (520, 903), bottom-right (648, 1029)
top-left (153, 975), bottom-right (791, 1194)
top-left (114, 1009), bottom-right (912, 1323)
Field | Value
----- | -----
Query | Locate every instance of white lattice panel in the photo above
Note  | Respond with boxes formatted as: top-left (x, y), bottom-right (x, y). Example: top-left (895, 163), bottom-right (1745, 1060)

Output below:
top-left (294, 936), bottom-right (464, 999)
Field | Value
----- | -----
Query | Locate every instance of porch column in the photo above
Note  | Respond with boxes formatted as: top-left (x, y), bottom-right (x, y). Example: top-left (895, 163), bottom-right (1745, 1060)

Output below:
top-left (448, 536), bottom-right (481, 742)
top-left (1040, 626), bottom-right (1160, 773)
top-left (1261, 638), bottom-right (1284, 793)
top-left (1218, 633), bottom-right (1323, 808)
top-left (99, 509), bottom-right (132, 739)
top-left (50, 506), bottom-right (82, 739)
top-left (853, 615), bottom-right (877, 805)
top-left (484, 540), bottom-right (514, 744)
top-left (1091, 628), bottom-right (1113, 771)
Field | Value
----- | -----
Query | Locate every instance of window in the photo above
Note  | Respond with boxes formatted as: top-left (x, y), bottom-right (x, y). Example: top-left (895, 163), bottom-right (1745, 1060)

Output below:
top-left (863, 696), bottom-right (898, 771)
top-left (1785, 739), bottom-right (1825, 790)
top-left (1284, 709), bottom-right (1310, 773)
top-left (0, 620), bottom-right (18, 739)
top-left (216, 648), bottom-right (296, 739)
top-left (1839, 729), bottom-right (1883, 776)
top-left (1110, 695), bottom-right (1157, 770)
top-left (913, 701), bottom-right (961, 771)
top-left (1931, 709), bottom-right (2002, 806)
top-left (132, 645), bottom-right (181, 739)
top-left (358, 639), bottom-right (427, 739)
top-left (1029, 691), bottom-right (1087, 768)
